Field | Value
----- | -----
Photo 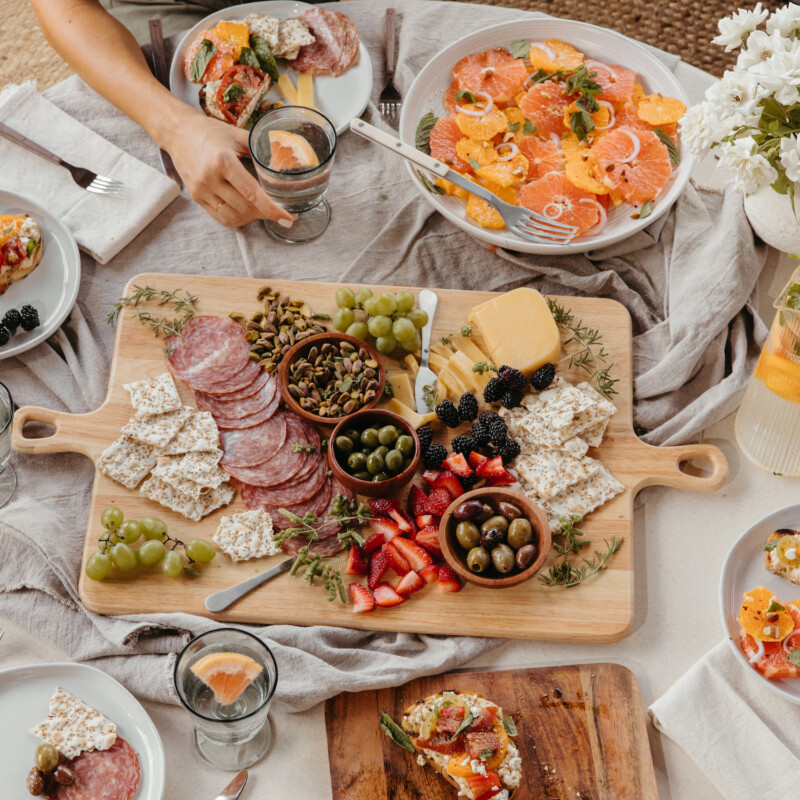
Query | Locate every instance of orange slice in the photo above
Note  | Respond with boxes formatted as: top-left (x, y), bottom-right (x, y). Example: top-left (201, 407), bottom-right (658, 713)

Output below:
top-left (268, 131), bottom-right (319, 171)
top-left (739, 587), bottom-right (795, 643)
top-left (190, 651), bottom-right (263, 705)
top-left (636, 94), bottom-right (687, 126)
top-left (527, 40), bottom-right (584, 73)
top-left (455, 106), bottom-right (509, 141)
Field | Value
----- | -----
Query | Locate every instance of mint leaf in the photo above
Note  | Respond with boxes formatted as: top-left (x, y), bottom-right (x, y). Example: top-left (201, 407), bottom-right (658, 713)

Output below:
top-left (522, 119), bottom-right (537, 136)
top-left (653, 127), bottom-right (681, 167)
top-left (765, 540), bottom-right (779, 552)
top-left (468, 157), bottom-right (481, 171)
top-left (456, 89), bottom-right (478, 104)
top-left (238, 47), bottom-right (260, 68)
top-left (569, 109), bottom-right (595, 142)
top-left (788, 649), bottom-right (800, 666)
top-left (379, 712), bottom-right (416, 753)
top-left (415, 111), bottom-right (439, 155)
top-left (639, 200), bottom-right (653, 219)
top-left (768, 601), bottom-right (786, 612)
top-left (510, 40), bottom-right (531, 59)
top-left (507, 121), bottom-right (520, 132)
top-left (223, 81), bottom-right (244, 103)
top-left (250, 35), bottom-right (279, 82)
top-left (502, 716), bottom-right (518, 737)
top-left (416, 170), bottom-right (445, 195)
top-left (190, 39), bottom-right (217, 82)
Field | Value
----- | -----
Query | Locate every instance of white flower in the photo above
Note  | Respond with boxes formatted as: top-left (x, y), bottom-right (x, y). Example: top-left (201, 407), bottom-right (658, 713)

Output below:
top-left (766, 2), bottom-right (800, 37)
top-left (679, 101), bottom-right (735, 155)
top-left (705, 69), bottom-right (767, 125)
top-left (737, 29), bottom-right (789, 69)
top-left (780, 136), bottom-right (800, 182)
top-left (713, 3), bottom-right (770, 51)
top-left (717, 136), bottom-right (778, 193)
top-left (756, 44), bottom-right (800, 103)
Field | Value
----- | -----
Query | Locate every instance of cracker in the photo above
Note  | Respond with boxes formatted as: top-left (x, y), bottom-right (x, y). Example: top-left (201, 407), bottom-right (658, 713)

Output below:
top-left (162, 409), bottom-right (219, 454)
top-left (213, 510), bottom-right (280, 562)
top-left (515, 447), bottom-right (602, 501)
top-left (245, 13), bottom-right (280, 49)
top-left (580, 418), bottom-right (610, 449)
top-left (140, 476), bottom-right (234, 521)
top-left (560, 435), bottom-right (590, 459)
top-left (96, 434), bottom-right (158, 489)
top-left (153, 450), bottom-right (226, 488)
top-left (123, 372), bottom-right (181, 417)
top-left (538, 464), bottom-right (625, 530)
top-left (275, 18), bottom-right (315, 59)
top-left (121, 406), bottom-right (192, 449)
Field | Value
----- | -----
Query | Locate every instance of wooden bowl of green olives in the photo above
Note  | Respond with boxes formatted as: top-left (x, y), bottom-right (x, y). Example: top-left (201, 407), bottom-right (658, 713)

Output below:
top-left (439, 488), bottom-right (552, 588)
top-left (328, 409), bottom-right (421, 497)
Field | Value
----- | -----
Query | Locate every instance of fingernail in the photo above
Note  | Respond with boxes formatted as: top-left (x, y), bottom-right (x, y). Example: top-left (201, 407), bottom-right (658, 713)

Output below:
top-left (277, 218), bottom-right (294, 228)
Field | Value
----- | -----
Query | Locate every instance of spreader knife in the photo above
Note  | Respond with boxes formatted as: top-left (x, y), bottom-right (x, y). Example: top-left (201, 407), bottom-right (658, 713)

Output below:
top-left (414, 289), bottom-right (439, 414)
top-left (214, 769), bottom-right (248, 800)
top-left (205, 558), bottom-right (295, 613)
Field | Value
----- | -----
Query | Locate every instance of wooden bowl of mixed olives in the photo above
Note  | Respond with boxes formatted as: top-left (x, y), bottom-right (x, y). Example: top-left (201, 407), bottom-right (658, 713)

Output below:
top-left (439, 488), bottom-right (552, 588)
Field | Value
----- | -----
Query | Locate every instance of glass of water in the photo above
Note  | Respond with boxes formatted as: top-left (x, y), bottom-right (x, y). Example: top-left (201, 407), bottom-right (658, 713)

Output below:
top-left (0, 382), bottom-right (16, 508)
top-left (174, 628), bottom-right (278, 771)
top-left (249, 105), bottom-right (337, 243)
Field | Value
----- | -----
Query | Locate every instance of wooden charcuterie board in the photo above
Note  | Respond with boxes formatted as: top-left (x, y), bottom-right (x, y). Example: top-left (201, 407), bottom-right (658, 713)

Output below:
top-left (11, 273), bottom-right (727, 641)
top-left (324, 663), bottom-right (659, 800)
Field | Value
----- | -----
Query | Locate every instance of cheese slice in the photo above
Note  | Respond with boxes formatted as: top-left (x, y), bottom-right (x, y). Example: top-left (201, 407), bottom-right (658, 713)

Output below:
top-left (276, 73), bottom-right (298, 104)
top-left (429, 341), bottom-right (453, 359)
top-left (297, 72), bottom-right (315, 109)
top-left (450, 350), bottom-right (492, 391)
top-left (451, 334), bottom-right (488, 364)
top-left (469, 288), bottom-right (561, 375)
top-left (388, 372), bottom-right (415, 407)
top-left (428, 352), bottom-right (450, 374)
top-left (384, 398), bottom-right (429, 429)
top-left (438, 367), bottom-right (468, 397)
top-left (403, 355), bottom-right (419, 377)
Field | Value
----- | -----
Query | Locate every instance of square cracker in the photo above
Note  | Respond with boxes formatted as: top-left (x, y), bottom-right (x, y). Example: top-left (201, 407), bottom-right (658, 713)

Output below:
top-left (245, 14), bottom-right (280, 49)
top-left (537, 465), bottom-right (625, 531)
top-left (153, 450), bottom-right (226, 488)
top-left (123, 372), bottom-right (181, 417)
top-left (122, 406), bottom-right (192, 449)
top-left (515, 447), bottom-right (602, 501)
top-left (213, 510), bottom-right (280, 562)
top-left (162, 410), bottom-right (219, 454)
top-left (275, 18), bottom-right (315, 59)
top-left (140, 475), bottom-right (234, 521)
top-left (96, 434), bottom-right (158, 489)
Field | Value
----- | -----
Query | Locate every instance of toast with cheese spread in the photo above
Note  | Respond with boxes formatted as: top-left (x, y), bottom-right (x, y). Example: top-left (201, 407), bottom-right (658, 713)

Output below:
top-left (0, 214), bottom-right (42, 295)
top-left (765, 529), bottom-right (800, 584)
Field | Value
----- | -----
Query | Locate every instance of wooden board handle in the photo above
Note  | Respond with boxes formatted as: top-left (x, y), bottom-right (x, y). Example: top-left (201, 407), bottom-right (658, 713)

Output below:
top-left (633, 442), bottom-right (728, 494)
top-left (11, 406), bottom-right (99, 458)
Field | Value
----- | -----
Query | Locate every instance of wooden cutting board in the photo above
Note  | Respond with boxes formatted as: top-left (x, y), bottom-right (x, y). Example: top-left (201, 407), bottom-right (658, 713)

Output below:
top-left (11, 273), bottom-right (726, 641)
top-left (325, 663), bottom-right (658, 800)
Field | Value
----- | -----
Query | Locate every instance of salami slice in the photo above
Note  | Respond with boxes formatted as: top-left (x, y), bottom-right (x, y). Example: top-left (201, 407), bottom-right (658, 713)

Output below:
top-left (213, 387), bottom-right (280, 429)
top-left (196, 359), bottom-right (262, 395)
top-left (241, 456), bottom-right (328, 507)
top-left (267, 473), bottom-right (334, 530)
top-left (53, 737), bottom-right (140, 800)
top-left (220, 410), bottom-right (288, 468)
top-left (197, 376), bottom-right (277, 419)
top-left (292, 9), bottom-right (360, 76)
top-left (204, 369), bottom-right (269, 401)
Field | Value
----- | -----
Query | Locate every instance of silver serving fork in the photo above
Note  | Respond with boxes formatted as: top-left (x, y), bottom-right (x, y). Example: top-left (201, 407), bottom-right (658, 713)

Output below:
top-left (349, 119), bottom-right (577, 244)
top-left (0, 121), bottom-right (124, 195)
top-left (377, 8), bottom-right (402, 128)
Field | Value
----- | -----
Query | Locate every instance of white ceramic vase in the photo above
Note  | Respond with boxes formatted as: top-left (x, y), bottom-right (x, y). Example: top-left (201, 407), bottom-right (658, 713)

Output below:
top-left (744, 183), bottom-right (800, 254)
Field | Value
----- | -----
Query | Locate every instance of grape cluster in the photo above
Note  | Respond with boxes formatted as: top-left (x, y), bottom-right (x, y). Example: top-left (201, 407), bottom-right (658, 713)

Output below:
top-left (332, 287), bottom-right (429, 357)
top-left (85, 506), bottom-right (216, 581)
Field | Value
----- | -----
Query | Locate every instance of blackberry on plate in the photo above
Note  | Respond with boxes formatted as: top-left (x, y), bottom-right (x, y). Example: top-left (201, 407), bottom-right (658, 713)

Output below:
top-left (20, 305), bottom-right (40, 332)
top-left (498, 365), bottom-right (526, 391)
top-left (479, 410), bottom-right (499, 424)
top-left (451, 435), bottom-right (474, 455)
top-left (457, 392), bottom-right (479, 422)
top-left (417, 425), bottom-right (434, 452)
top-left (499, 438), bottom-right (521, 463)
top-left (471, 420), bottom-right (490, 446)
top-left (530, 363), bottom-right (556, 391)
top-left (2, 309), bottom-right (21, 332)
top-left (487, 416), bottom-right (508, 447)
top-left (435, 399), bottom-right (460, 428)
top-left (423, 442), bottom-right (448, 470)
top-left (501, 389), bottom-right (523, 409)
top-left (0, 325), bottom-right (9, 347)
top-left (483, 376), bottom-right (504, 403)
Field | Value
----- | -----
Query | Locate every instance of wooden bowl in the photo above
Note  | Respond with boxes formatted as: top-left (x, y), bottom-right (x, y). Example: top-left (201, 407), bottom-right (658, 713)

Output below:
top-left (278, 332), bottom-right (386, 428)
top-left (439, 488), bottom-right (552, 588)
top-left (328, 409), bottom-right (420, 498)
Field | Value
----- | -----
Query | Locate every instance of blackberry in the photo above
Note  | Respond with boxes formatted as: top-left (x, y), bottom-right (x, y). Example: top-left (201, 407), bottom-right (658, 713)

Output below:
top-left (479, 410), bottom-right (499, 424)
top-left (471, 420), bottom-right (490, 446)
top-left (499, 438), bottom-right (521, 464)
top-left (498, 365), bottom-right (526, 391)
top-left (423, 442), bottom-right (448, 470)
top-left (487, 416), bottom-right (508, 447)
top-left (0, 325), bottom-right (8, 347)
top-left (435, 399), bottom-right (460, 428)
top-left (417, 425), bottom-right (434, 452)
top-left (457, 392), bottom-right (479, 422)
top-left (2, 309), bottom-right (21, 332)
top-left (501, 389), bottom-right (523, 409)
top-left (459, 473), bottom-right (479, 489)
top-left (530, 363), bottom-right (556, 391)
top-left (484, 376), bottom-right (504, 403)
top-left (451, 435), bottom-right (474, 456)
top-left (19, 305), bottom-right (40, 332)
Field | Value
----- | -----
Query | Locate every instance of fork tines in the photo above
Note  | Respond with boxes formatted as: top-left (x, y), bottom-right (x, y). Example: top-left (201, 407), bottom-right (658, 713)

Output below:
top-left (85, 176), bottom-right (124, 195)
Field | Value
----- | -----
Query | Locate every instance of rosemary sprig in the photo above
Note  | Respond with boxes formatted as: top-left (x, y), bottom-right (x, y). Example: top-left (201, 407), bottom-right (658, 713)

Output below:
top-left (439, 325), bottom-right (473, 345)
top-left (288, 546), bottom-right (346, 603)
top-left (275, 494), bottom-right (372, 549)
top-left (107, 285), bottom-right (198, 325)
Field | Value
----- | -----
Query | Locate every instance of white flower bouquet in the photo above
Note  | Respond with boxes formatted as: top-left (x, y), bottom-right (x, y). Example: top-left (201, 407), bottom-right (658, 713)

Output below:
top-left (681, 2), bottom-right (800, 201)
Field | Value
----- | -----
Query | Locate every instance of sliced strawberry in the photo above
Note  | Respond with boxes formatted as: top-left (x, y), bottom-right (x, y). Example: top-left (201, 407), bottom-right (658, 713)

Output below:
top-left (419, 563), bottom-right (440, 583)
top-left (396, 570), bottom-right (425, 596)
top-left (442, 452), bottom-right (472, 478)
top-left (385, 541), bottom-right (411, 575)
top-left (415, 525), bottom-right (443, 557)
top-left (471, 706), bottom-right (499, 731)
top-left (369, 516), bottom-right (402, 542)
top-left (373, 582), bottom-right (405, 607)
top-left (475, 455), bottom-right (506, 480)
top-left (408, 485), bottom-right (430, 516)
top-left (436, 704), bottom-right (466, 733)
top-left (389, 507), bottom-right (416, 534)
top-left (431, 470), bottom-right (464, 500)
top-left (438, 564), bottom-right (462, 592)
top-left (469, 451), bottom-right (489, 469)
top-left (362, 533), bottom-right (385, 555)
top-left (487, 471), bottom-right (516, 487)
top-left (349, 583), bottom-right (374, 613)
top-left (415, 514), bottom-right (436, 528)
top-left (426, 487), bottom-right (455, 516)
top-left (422, 469), bottom-right (442, 485)
top-left (391, 537), bottom-right (433, 572)
top-left (465, 731), bottom-right (502, 759)
top-left (368, 548), bottom-right (389, 590)
top-left (467, 771), bottom-right (503, 800)
top-left (367, 497), bottom-right (402, 516)
top-left (346, 546), bottom-right (368, 575)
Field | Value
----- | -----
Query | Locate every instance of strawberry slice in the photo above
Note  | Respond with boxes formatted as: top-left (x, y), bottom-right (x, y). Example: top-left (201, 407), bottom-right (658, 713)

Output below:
top-left (373, 582), bottom-right (405, 607)
top-left (438, 564), bottom-right (462, 592)
top-left (422, 469), bottom-right (442, 485)
top-left (385, 541), bottom-right (411, 575)
top-left (469, 451), bottom-right (489, 470)
top-left (368, 548), bottom-right (389, 590)
top-left (442, 452), bottom-right (472, 478)
top-left (369, 516), bottom-right (403, 541)
top-left (408, 485), bottom-right (429, 516)
top-left (389, 508), bottom-right (416, 534)
top-left (415, 525), bottom-right (443, 557)
top-left (396, 570), bottom-right (425, 596)
top-left (471, 706), bottom-right (499, 731)
top-left (467, 772), bottom-right (503, 800)
top-left (487, 472), bottom-right (516, 487)
top-left (431, 470), bottom-right (464, 500)
top-left (419, 564), bottom-right (440, 583)
top-left (415, 514), bottom-right (436, 528)
top-left (349, 583), bottom-right (374, 613)
top-left (391, 537), bottom-right (433, 572)
top-left (346, 546), bottom-right (368, 575)
top-left (475, 455), bottom-right (507, 480)
top-left (367, 497), bottom-right (402, 516)
top-left (363, 533), bottom-right (385, 555)
top-left (426, 487), bottom-right (455, 516)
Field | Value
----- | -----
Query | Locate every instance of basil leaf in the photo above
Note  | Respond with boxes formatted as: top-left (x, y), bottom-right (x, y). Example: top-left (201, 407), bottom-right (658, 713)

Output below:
top-left (639, 199), bottom-right (653, 219)
top-left (522, 119), bottom-right (537, 136)
top-left (510, 39), bottom-right (531, 59)
top-left (238, 46), bottom-right (260, 68)
top-left (480, 747), bottom-right (494, 760)
top-left (468, 157), bottom-right (481, 171)
top-left (765, 540), bottom-right (779, 552)
top-left (653, 127), bottom-right (681, 167)
top-left (26, 239), bottom-right (36, 257)
top-left (768, 600), bottom-right (786, 612)
top-left (250, 35), bottom-right (279, 82)
top-left (379, 712), bottom-right (416, 753)
top-left (416, 170), bottom-right (445, 195)
top-left (787, 649), bottom-right (800, 666)
top-left (502, 716), bottom-right (518, 737)
top-left (190, 39), bottom-right (217, 83)
top-left (456, 89), bottom-right (478, 104)
top-left (569, 109), bottom-right (595, 142)
top-left (530, 68), bottom-right (552, 84)
top-left (223, 82), bottom-right (245, 103)
top-left (415, 111), bottom-right (439, 155)
top-left (507, 121), bottom-right (520, 132)
top-left (450, 709), bottom-right (473, 740)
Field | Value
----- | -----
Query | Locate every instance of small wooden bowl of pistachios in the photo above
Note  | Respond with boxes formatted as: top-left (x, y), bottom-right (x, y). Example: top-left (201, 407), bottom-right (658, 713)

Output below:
top-left (278, 332), bottom-right (386, 427)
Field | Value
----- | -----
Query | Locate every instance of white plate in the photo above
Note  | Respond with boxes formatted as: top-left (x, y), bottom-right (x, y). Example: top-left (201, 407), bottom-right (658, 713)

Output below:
top-left (0, 190), bottom-right (80, 361)
top-left (169, 0), bottom-right (372, 136)
top-left (399, 19), bottom-right (694, 255)
top-left (720, 503), bottom-right (800, 705)
top-left (0, 662), bottom-right (165, 799)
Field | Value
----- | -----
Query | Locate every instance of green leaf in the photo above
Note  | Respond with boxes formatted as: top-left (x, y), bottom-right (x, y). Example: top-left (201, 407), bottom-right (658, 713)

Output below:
top-left (653, 128), bottom-right (681, 167)
top-left (416, 170), bottom-right (445, 195)
top-left (565, 65), bottom-right (602, 97)
top-left (522, 119), bottom-right (537, 136)
top-left (222, 81), bottom-right (245, 103)
top-left (531, 68), bottom-right (555, 84)
top-left (238, 47), bottom-right (260, 68)
top-left (379, 712), bottom-right (416, 753)
top-left (768, 601), bottom-right (786, 613)
top-left (510, 39), bottom-right (531, 59)
top-left (415, 111), bottom-right (439, 154)
top-left (569, 109), bottom-right (595, 142)
top-left (480, 747), bottom-right (493, 760)
top-left (26, 238), bottom-right (36, 257)
top-left (502, 716), bottom-right (518, 737)
top-left (461, 325), bottom-right (472, 337)
top-left (507, 121), bottom-right (520, 132)
top-left (190, 39), bottom-right (217, 82)
top-left (456, 89), bottom-right (478, 104)
top-left (788, 649), bottom-right (800, 666)
top-left (639, 200), bottom-right (652, 219)
top-left (450, 709), bottom-right (474, 740)
top-left (468, 157), bottom-right (482, 171)
top-left (250, 35), bottom-right (279, 82)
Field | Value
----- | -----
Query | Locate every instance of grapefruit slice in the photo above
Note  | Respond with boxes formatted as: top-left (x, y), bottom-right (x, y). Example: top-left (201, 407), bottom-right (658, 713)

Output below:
top-left (430, 117), bottom-right (473, 173)
top-left (518, 137), bottom-right (563, 180)
top-left (443, 80), bottom-right (460, 115)
top-left (268, 130), bottom-right (320, 171)
top-left (455, 106), bottom-right (509, 140)
top-left (518, 172), bottom-right (599, 236)
top-left (190, 651), bottom-right (263, 705)
top-left (518, 81), bottom-right (573, 140)
top-left (452, 48), bottom-right (528, 105)
top-left (740, 601), bottom-right (800, 680)
top-left (588, 62), bottom-right (636, 104)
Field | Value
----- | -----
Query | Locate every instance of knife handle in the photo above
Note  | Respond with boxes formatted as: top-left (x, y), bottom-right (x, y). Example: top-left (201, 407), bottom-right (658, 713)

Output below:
top-left (417, 289), bottom-right (438, 369)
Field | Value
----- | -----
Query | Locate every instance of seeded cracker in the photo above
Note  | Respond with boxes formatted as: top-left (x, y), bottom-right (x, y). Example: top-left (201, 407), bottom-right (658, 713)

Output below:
top-left (140, 475), bottom-right (234, 521)
top-left (213, 510), bottom-right (280, 561)
top-left (122, 406), bottom-right (192, 449)
top-left (123, 372), bottom-right (181, 417)
top-left (153, 450), bottom-right (226, 487)
top-left (163, 409), bottom-right (219, 454)
top-left (31, 687), bottom-right (117, 760)
top-left (96, 434), bottom-right (158, 489)
top-left (245, 14), bottom-right (280, 49)
top-left (515, 447), bottom-right (602, 501)
top-left (274, 18), bottom-right (315, 59)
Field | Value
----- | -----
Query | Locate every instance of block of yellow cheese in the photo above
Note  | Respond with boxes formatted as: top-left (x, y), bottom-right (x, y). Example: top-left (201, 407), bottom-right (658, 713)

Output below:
top-left (468, 288), bottom-right (560, 375)
top-left (383, 399), bottom-right (437, 429)
top-left (387, 372), bottom-right (414, 407)
top-left (448, 351), bottom-right (488, 393)
top-left (451, 334), bottom-right (488, 364)
top-left (276, 73), bottom-right (299, 105)
top-left (403, 355), bottom-right (419, 377)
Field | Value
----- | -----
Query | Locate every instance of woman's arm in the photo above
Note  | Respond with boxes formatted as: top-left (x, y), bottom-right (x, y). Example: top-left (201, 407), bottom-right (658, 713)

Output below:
top-left (29, 0), bottom-right (293, 229)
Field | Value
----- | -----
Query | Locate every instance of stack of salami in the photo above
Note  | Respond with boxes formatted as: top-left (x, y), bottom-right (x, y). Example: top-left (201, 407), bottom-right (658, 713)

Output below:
top-left (166, 315), bottom-right (351, 556)
top-left (292, 8), bottom-right (360, 76)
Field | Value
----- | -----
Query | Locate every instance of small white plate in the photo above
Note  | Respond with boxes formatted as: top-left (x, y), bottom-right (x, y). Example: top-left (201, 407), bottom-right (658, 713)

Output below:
top-left (0, 190), bottom-right (80, 361)
top-left (0, 662), bottom-right (165, 799)
top-left (169, 0), bottom-right (373, 136)
top-left (720, 503), bottom-right (800, 705)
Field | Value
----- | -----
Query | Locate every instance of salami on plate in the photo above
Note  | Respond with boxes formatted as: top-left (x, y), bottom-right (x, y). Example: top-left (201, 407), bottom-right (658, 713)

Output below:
top-left (196, 376), bottom-right (277, 419)
top-left (242, 455), bottom-right (328, 508)
top-left (204, 369), bottom-right (269, 401)
top-left (268, 475), bottom-right (334, 530)
top-left (213, 387), bottom-right (280, 430)
top-left (292, 9), bottom-right (360, 76)
top-left (281, 479), bottom-right (353, 556)
top-left (197, 358), bottom-right (262, 396)
top-left (219, 410), bottom-right (288, 468)
top-left (52, 737), bottom-right (140, 800)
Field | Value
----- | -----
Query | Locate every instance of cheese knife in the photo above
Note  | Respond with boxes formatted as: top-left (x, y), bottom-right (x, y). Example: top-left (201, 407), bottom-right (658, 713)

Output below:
top-left (205, 558), bottom-right (296, 613)
top-left (214, 769), bottom-right (248, 800)
top-left (414, 289), bottom-right (439, 415)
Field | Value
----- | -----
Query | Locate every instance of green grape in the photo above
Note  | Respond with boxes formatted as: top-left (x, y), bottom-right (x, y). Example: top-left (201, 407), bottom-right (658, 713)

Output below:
top-left (367, 314), bottom-right (393, 337)
top-left (139, 516), bottom-right (167, 540)
top-left (333, 308), bottom-right (355, 332)
top-left (101, 506), bottom-right (124, 531)
top-left (110, 543), bottom-right (137, 572)
top-left (407, 308), bottom-right (429, 329)
top-left (99, 530), bottom-right (120, 549)
top-left (374, 292), bottom-right (396, 316)
top-left (362, 296), bottom-right (380, 316)
top-left (85, 553), bottom-right (112, 581)
top-left (335, 287), bottom-right (356, 308)
top-left (117, 520), bottom-right (142, 545)
top-left (186, 539), bottom-right (217, 563)
top-left (375, 335), bottom-right (397, 355)
top-left (138, 539), bottom-right (166, 566)
top-left (394, 291), bottom-right (415, 313)
top-left (392, 317), bottom-right (416, 343)
top-left (354, 288), bottom-right (373, 307)
top-left (162, 550), bottom-right (184, 578)
top-left (346, 321), bottom-right (370, 340)
top-left (400, 332), bottom-right (422, 352)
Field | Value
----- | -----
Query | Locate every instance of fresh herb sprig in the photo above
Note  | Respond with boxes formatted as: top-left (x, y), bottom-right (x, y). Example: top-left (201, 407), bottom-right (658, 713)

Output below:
top-left (380, 712), bottom-right (416, 753)
top-left (276, 494), bottom-right (372, 549)
top-left (291, 443), bottom-right (317, 454)
top-left (289, 546), bottom-right (346, 603)
top-left (422, 383), bottom-right (437, 412)
top-left (439, 325), bottom-right (473, 345)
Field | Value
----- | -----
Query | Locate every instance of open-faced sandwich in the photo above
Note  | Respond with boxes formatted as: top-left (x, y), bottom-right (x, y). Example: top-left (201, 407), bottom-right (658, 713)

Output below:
top-left (765, 528), bottom-right (800, 584)
top-left (0, 214), bottom-right (42, 295)
top-left (738, 586), bottom-right (800, 679)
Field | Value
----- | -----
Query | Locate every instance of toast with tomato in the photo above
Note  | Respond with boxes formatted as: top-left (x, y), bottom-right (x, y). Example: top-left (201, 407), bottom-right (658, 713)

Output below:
top-left (0, 214), bottom-right (42, 296)
top-left (400, 691), bottom-right (521, 800)
top-left (199, 65), bottom-right (272, 128)
top-left (764, 529), bottom-right (800, 585)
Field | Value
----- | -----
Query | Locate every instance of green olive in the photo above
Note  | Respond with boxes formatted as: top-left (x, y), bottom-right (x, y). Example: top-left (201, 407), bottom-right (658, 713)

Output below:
top-left (491, 543), bottom-right (516, 574)
top-left (373, 445), bottom-right (389, 460)
top-left (467, 547), bottom-right (491, 573)
top-left (366, 452), bottom-right (385, 475)
top-left (35, 743), bottom-right (59, 773)
top-left (347, 452), bottom-right (367, 471)
top-left (497, 501), bottom-right (523, 520)
top-left (372, 471), bottom-right (390, 482)
top-left (335, 435), bottom-right (354, 454)
top-left (481, 515), bottom-right (509, 535)
top-left (385, 449), bottom-right (404, 473)
top-left (345, 428), bottom-right (361, 443)
top-left (456, 521), bottom-right (481, 549)
top-left (353, 471), bottom-right (371, 481)
top-left (360, 428), bottom-right (380, 448)
top-left (378, 425), bottom-right (400, 445)
top-left (397, 434), bottom-right (414, 456)
top-left (507, 518), bottom-right (533, 550)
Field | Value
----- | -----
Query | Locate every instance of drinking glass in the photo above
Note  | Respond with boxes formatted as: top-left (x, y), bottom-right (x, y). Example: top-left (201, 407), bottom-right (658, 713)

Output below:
top-left (0, 382), bottom-right (16, 508)
top-left (174, 628), bottom-right (278, 771)
top-left (249, 106), bottom-right (337, 243)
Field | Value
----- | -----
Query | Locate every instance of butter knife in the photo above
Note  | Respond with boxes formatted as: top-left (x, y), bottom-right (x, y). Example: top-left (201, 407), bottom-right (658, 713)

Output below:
top-left (205, 558), bottom-right (296, 613)
top-left (414, 289), bottom-right (439, 414)
top-left (215, 769), bottom-right (247, 800)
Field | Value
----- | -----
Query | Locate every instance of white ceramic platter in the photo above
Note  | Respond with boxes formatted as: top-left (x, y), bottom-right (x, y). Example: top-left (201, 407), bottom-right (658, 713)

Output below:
top-left (720, 503), bottom-right (800, 705)
top-left (0, 190), bottom-right (80, 361)
top-left (0, 662), bottom-right (165, 799)
top-left (169, 0), bottom-right (372, 136)
top-left (399, 18), bottom-right (694, 255)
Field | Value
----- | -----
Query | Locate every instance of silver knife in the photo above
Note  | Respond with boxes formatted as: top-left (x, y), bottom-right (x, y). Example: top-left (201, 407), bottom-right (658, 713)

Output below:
top-left (205, 558), bottom-right (296, 613)
top-left (414, 289), bottom-right (439, 414)
top-left (215, 769), bottom-right (248, 800)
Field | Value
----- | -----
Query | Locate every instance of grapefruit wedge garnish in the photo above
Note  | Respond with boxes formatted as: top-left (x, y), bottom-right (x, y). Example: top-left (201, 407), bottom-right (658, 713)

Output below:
top-left (452, 49), bottom-right (527, 105)
top-left (268, 130), bottom-right (320, 171)
top-left (190, 651), bottom-right (263, 705)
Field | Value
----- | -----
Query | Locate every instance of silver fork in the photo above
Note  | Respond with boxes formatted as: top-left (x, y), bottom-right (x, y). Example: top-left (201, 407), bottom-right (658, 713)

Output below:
top-left (0, 121), bottom-right (123, 195)
top-left (377, 8), bottom-right (402, 128)
top-left (350, 119), bottom-right (577, 244)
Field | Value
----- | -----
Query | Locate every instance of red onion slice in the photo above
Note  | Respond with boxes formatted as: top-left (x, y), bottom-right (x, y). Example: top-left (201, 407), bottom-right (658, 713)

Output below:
top-left (530, 41), bottom-right (556, 60)
top-left (616, 128), bottom-right (641, 163)
top-left (596, 100), bottom-right (615, 129)
top-left (495, 142), bottom-right (519, 161)
top-left (456, 91), bottom-right (494, 117)
top-left (748, 638), bottom-right (765, 664)
top-left (549, 133), bottom-right (562, 147)
top-left (584, 59), bottom-right (619, 82)
top-left (783, 629), bottom-right (800, 654)
top-left (543, 202), bottom-right (564, 219)
top-left (580, 198), bottom-right (607, 233)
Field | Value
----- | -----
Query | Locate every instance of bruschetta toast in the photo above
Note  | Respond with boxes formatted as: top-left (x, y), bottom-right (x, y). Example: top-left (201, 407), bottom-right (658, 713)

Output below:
top-left (0, 214), bottom-right (42, 296)
top-left (764, 528), bottom-right (800, 584)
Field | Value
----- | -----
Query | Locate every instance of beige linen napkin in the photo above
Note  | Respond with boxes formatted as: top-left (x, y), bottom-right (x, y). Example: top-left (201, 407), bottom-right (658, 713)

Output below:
top-left (0, 82), bottom-right (179, 264)
top-left (649, 641), bottom-right (800, 799)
